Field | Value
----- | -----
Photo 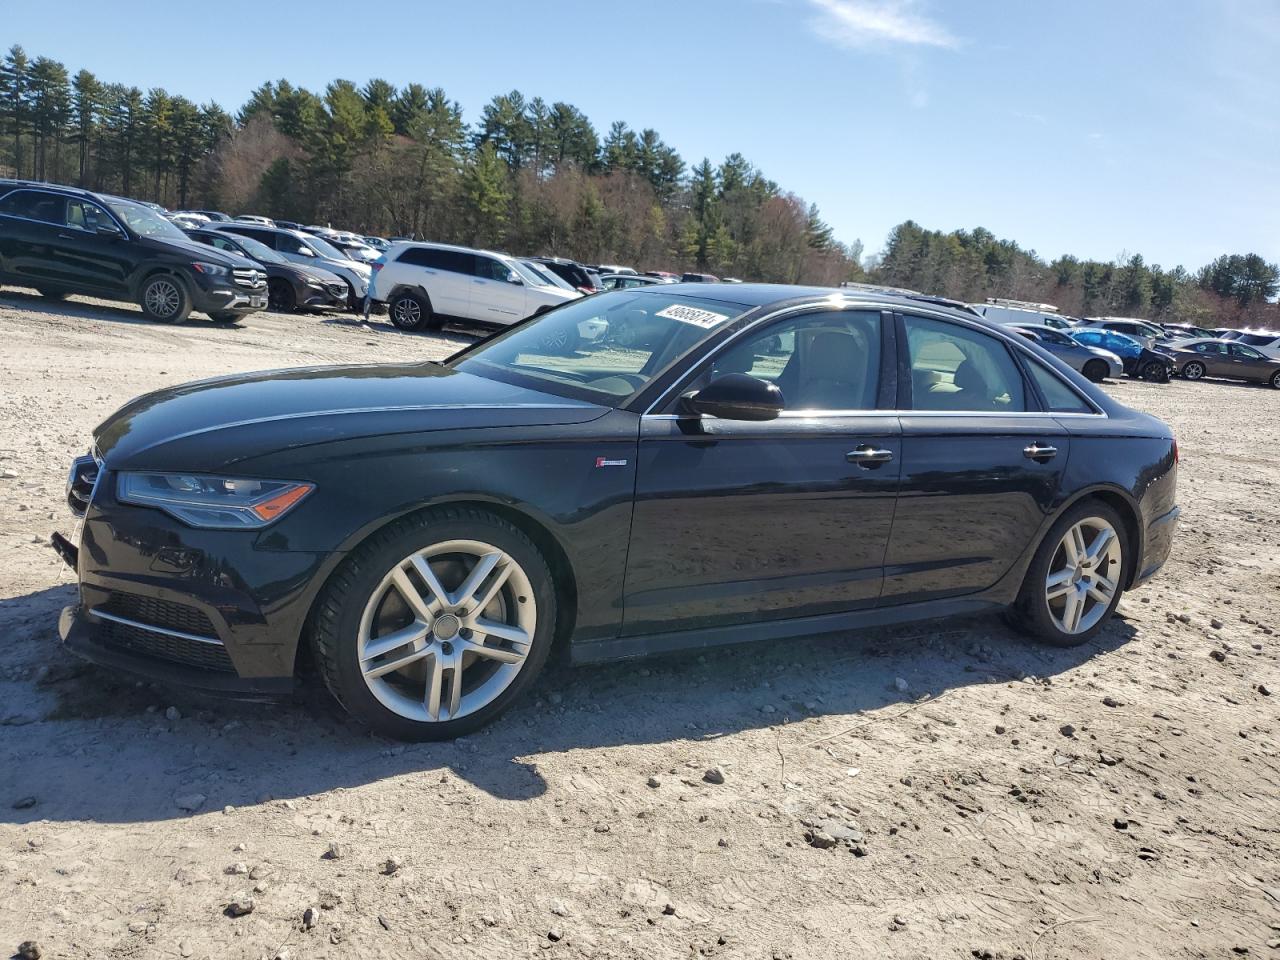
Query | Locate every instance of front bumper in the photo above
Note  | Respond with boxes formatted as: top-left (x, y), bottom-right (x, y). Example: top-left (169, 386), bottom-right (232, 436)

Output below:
top-left (192, 281), bottom-right (269, 314)
top-left (54, 474), bottom-right (333, 698)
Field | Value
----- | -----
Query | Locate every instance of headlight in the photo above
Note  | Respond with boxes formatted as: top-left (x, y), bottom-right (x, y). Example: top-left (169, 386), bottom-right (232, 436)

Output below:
top-left (305, 276), bottom-right (325, 288)
top-left (192, 262), bottom-right (230, 278)
top-left (352, 263), bottom-right (372, 278)
top-left (117, 473), bottom-right (314, 529)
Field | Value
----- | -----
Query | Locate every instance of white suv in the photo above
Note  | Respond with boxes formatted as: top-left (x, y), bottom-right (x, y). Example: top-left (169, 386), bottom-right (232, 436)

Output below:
top-left (379, 242), bottom-right (580, 331)
top-left (1233, 331), bottom-right (1280, 359)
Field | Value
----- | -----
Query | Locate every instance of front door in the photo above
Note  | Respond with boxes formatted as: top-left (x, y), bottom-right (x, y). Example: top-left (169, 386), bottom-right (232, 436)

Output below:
top-left (470, 255), bottom-right (528, 324)
top-left (50, 198), bottom-right (133, 296)
top-left (882, 312), bottom-right (1070, 602)
top-left (623, 308), bottom-right (901, 636)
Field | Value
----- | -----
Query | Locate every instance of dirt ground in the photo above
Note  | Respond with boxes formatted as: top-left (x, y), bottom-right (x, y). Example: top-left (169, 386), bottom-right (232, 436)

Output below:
top-left (1, 288), bottom-right (1278, 960)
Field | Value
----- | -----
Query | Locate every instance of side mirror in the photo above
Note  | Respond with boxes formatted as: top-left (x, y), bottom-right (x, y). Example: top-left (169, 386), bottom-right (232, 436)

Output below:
top-left (96, 222), bottom-right (124, 239)
top-left (506, 270), bottom-right (524, 285)
top-left (681, 373), bottom-right (784, 422)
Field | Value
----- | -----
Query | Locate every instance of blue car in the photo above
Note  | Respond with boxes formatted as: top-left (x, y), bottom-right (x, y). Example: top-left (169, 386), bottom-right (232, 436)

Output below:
top-left (1069, 329), bottom-right (1172, 382)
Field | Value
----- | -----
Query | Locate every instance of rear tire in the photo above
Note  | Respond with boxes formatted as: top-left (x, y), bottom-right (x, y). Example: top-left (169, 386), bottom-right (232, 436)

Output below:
top-left (37, 288), bottom-right (68, 301)
top-left (1006, 500), bottom-right (1131, 648)
top-left (311, 507), bottom-right (558, 741)
top-left (388, 291), bottom-right (433, 331)
top-left (139, 275), bottom-right (191, 324)
top-left (268, 279), bottom-right (296, 313)
top-left (1081, 359), bottom-right (1107, 383)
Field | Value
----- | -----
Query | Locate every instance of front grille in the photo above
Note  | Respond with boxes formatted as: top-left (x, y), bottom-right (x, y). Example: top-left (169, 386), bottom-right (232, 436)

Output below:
top-left (93, 592), bottom-right (235, 673)
top-left (232, 268), bottom-right (266, 290)
top-left (97, 618), bottom-right (236, 672)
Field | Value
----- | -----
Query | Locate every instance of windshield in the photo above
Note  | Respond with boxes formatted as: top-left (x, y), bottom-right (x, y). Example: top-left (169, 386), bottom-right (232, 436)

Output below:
top-left (306, 235), bottom-right (348, 261)
top-left (520, 261), bottom-right (571, 289)
top-left (104, 199), bottom-right (189, 241)
top-left (509, 259), bottom-right (556, 287)
top-left (453, 290), bottom-right (750, 405)
top-left (234, 235), bottom-right (286, 264)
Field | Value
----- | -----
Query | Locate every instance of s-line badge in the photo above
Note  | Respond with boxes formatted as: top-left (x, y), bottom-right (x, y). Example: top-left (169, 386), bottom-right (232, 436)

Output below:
top-left (595, 457), bottom-right (628, 468)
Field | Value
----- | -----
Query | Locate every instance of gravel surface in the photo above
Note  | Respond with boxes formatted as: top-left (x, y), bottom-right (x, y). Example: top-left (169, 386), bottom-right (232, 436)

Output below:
top-left (1, 288), bottom-right (1278, 959)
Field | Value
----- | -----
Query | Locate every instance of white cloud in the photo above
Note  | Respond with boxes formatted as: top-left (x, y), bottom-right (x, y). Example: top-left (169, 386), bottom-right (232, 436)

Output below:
top-left (806, 0), bottom-right (959, 49)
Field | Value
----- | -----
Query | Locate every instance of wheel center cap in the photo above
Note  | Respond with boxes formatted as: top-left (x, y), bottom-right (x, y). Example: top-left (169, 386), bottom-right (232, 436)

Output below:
top-left (432, 614), bottom-right (462, 641)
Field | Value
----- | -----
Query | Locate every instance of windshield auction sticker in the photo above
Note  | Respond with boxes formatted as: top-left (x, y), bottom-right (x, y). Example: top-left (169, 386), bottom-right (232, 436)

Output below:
top-left (655, 304), bottom-right (732, 329)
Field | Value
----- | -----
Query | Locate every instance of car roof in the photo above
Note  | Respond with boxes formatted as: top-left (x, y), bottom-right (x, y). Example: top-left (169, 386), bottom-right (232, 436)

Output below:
top-left (1009, 322), bottom-right (1065, 334)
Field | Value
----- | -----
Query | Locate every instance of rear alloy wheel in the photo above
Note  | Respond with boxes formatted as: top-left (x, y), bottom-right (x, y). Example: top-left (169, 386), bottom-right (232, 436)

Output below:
top-left (1082, 359), bottom-right (1107, 383)
top-left (388, 291), bottom-right (432, 331)
top-left (268, 279), bottom-right (296, 313)
top-left (139, 275), bottom-right (191, 324)
top-left (1182, 360), bottom-right (1205, 380)
top-left (1007, 501), bottom-right (1129, 647)
top-left (312, 508), bottom-right (556, 740)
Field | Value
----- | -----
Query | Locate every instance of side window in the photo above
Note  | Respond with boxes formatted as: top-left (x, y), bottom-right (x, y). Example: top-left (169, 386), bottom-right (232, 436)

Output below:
top-left (65, 199), bottom-right (114, 232)
top-left (711, 311), bottom-right (881, 411)
top-left (1195, 342), bottom-right (1226, 355)
top-left (1231, 344), bottom-right (1264, 359)
top-left (209, 236), bottom-right (239, 253)
top-left (1073, 331), bottom-right (1099, 346)
top-left (276, 233), bottom-right (311, 256)
top-left (474, 256), bottom-right (511, 281)
top-left (905, 315), bottom-right (1026, 412)
top-left (0, 189), bottom-right (65, 223)
top-left (1026, 360), bottom-right (1093, 414)
top-left (396, 247), bottom-right (432, 267)
top-left (427, 250), bottom-right (474, 274)
top-left (1041, 329), bottom-right (1073, 346)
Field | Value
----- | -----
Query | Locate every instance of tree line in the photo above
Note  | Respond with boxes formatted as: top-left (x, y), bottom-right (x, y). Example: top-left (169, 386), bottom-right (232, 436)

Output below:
top-left (1, 42), bottom-right (1275, 325)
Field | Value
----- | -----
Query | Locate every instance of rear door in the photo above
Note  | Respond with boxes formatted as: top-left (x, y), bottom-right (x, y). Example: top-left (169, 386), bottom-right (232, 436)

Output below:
top-left (0, 189), bottom-right (68, 286)
top-left (624, 307), bottom-right (901, 636)
top-left (470, 255), bottom-right (528, 324)
top-left (884, 312), bottom-right (1071, 603)
top-left (413, 248), bottom-right (473, 317)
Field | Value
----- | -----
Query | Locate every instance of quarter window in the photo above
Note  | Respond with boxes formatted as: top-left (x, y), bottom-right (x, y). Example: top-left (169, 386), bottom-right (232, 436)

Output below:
top-left (710, 311), bottom-right (881, 411)
top-left (1025, 360), bottom-right (1093, 414)
top-left (905, 315), bottom-right (1026, 412)
top-left (0, 189), bottom-right (65, 223)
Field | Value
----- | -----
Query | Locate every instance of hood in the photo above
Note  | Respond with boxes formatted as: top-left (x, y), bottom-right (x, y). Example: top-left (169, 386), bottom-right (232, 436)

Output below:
top-left (94, 363), bottom-right (608, 471)
top-left (296, 263), bottom-right (345, 285)
top-left (146, 234), bottom-right (256, 270)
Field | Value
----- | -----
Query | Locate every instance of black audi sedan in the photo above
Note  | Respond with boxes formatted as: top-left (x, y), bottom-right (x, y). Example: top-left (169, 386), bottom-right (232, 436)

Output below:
top-left (55, 285), bottom-right (1180, 740)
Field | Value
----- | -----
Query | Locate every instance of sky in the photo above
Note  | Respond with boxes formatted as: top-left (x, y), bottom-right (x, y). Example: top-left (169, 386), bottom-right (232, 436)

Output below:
top-left (4, 0), bottom-right (1279, 270)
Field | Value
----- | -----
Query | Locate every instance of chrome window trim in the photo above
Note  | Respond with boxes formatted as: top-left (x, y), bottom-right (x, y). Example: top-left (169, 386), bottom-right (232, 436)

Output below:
top-left (642, 409), bottom-right (1107, 422)
top-left (88, 608), bottom-right (225, 647)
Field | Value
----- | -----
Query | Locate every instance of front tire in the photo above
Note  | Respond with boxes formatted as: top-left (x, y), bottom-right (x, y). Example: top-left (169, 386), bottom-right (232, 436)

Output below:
top-left (139, 275), bottom-right (191, 324)
top-left (311, 507), bottom-right (557, 741)
top-left (388, 291), bottom-right (433, 331)
top-left (268, 279), bottom-right (296, 313)
top-left (1270, 371), bottom-right (1280, 390)
top-left (1141, 359), bottom-right (1168, 383)
top-left (1182, 360), bottom-right (1206, 381)
top-left (1082, 359), bottom-right (1107, 383)
top-left (1007, 500), bottom-right (1130, 648)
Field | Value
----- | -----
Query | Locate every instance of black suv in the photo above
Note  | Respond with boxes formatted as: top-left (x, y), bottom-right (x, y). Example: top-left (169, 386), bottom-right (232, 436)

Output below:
top-left (0, 180), bottom-right (268, 323)
top-left (529, 256), bottom-right (600, 294)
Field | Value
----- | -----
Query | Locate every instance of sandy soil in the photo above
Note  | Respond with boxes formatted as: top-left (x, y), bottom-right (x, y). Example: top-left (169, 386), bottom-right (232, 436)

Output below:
top-left (1, 288), bottom-right (1278, 960)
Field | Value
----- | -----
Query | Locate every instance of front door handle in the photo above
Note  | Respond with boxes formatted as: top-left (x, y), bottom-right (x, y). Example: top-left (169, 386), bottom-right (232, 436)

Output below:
top-left (1023, 442), bottom-right (1058, 462)
top-left (847, 445), bottom-right (894, 467)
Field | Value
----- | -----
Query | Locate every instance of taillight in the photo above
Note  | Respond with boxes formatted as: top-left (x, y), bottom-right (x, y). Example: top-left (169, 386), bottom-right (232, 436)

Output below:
top-left (371, 262), bottom-right (383, 272)
top-left (577, 285), bottom-right (594, 294)
top-left (1172, 438), bottom-right (1179, 464)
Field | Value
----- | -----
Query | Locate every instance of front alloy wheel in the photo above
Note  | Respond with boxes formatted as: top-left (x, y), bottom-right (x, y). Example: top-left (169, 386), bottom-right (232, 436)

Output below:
top-left (1271, 370), bottom-right (1280, 390)
top-left (357, 540), bottom-right (536, 723)
top-left (1182, 361), bottom-right (1205, 380)
top-left (313, 508), bottom-right (556, 739)
top-left (140, 276), bottom-right (191, 323)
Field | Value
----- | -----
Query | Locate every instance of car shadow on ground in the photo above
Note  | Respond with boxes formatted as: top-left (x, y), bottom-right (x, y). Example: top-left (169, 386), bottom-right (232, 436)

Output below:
top-left (1, 581), bottom-right (1137, 825)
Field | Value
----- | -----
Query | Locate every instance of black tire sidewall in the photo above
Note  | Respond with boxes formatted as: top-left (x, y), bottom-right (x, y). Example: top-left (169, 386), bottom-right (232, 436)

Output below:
top-left (316, 510), bottom-right (557, 740)
top-left (269, 279), bottom-right (296, 313)
top-left (1082, 360), bottom-right (1106, 383)
top-left (139, 274), bottom-right (191, 324)
top-left (389, 292), bottom-right (430, 331)
top-left (1012, 500), bottom-right (1131, 648)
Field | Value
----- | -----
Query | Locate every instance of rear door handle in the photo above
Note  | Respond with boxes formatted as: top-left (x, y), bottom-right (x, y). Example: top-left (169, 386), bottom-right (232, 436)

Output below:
top-left (1023, 443), bottom-right (1058, 462)
top-left (847, 445), bottom-right (894, 466)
